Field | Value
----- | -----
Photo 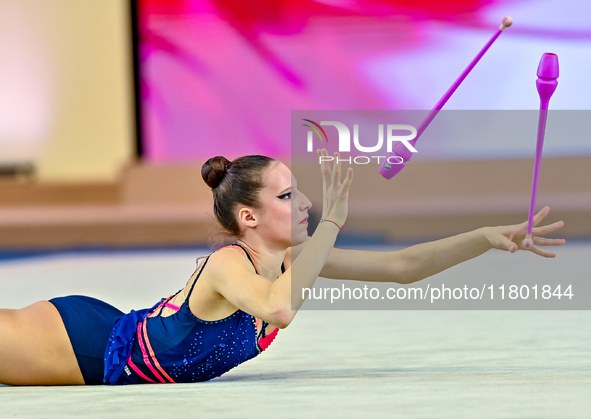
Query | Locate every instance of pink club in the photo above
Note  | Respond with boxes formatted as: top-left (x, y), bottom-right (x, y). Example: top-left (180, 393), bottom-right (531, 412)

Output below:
top-left (523, 53), bottom-right (559, 249)
top-left (378, 17), bottom-right (513, 179)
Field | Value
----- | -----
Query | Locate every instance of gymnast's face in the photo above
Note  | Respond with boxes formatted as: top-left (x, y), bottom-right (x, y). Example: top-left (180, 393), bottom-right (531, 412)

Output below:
top-left (251, 161), bottom-right (312, 248)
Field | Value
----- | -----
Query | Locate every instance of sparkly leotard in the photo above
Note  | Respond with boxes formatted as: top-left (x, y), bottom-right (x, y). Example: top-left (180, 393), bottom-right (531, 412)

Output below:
top-left (104, 244), bottom-right (280, 385)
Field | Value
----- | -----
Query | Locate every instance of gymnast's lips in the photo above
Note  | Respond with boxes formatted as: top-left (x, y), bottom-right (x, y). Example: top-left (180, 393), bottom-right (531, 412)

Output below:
top-left (300, 217), bottom-right (308, 224)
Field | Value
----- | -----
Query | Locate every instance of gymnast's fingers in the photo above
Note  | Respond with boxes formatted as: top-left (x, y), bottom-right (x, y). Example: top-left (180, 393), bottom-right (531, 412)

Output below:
top-left (340, 166), bottom-right (354, 193)
top-left (527, 244), bottom-right (556, 258)
top-left (496, 234), bottom-right (517, 253)
top-left (533, 236), bottom-right (567, 247)
top-left (507, 225), bottom-right (524, 242)
top-left (333, 151), bottom-right (342, 185)
top-left (532, 206), bottom-right (551, 226)
top-left (319, 149), bottom-right (332, 185)
top-left (532, 220), bottom-right (565, 237)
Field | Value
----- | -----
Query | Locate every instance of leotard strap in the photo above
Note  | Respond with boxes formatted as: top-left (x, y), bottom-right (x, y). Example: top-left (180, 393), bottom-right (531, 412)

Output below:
top-left (229, 243), bottom-right (260, 275)
top-left (185, 244), bottom-right (259, 300)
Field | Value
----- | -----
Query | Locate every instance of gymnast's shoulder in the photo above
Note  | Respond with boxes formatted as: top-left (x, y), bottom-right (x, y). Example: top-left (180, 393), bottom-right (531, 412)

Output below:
top-left (205, 245), bottom-right (257, 280)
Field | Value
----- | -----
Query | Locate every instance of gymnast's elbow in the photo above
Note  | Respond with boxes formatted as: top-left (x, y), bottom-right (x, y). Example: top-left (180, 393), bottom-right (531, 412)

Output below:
top-left (268, 301), bottom-right (293, 329)
top-left (392, 260), bottom-right (424, 284)
top-left (383, 254), bottom-right (415, 285)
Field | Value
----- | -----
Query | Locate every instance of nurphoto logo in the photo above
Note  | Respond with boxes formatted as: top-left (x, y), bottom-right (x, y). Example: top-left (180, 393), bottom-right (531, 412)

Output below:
top-left (303, 119), bottom-right (418, 165)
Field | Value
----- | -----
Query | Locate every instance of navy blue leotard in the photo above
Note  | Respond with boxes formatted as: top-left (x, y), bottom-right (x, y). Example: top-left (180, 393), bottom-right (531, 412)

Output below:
top-left (51, 244), bottom-right (281, 385)
top-left (104, 243), bottom-right (281, 385)
top-left (50, 295), bottom-right (124, 384)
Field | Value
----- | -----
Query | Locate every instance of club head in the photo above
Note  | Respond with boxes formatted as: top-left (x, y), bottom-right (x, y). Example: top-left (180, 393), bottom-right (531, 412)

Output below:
top-left (537, 53), bottom-right (559, 80)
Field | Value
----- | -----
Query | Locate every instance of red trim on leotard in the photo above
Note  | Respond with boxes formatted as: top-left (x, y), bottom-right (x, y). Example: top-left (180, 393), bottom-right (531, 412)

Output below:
top-left (127, 358), bottom-right (156, 383)
top-left (141, 319), bottom-right (176, 383)
top-left (258, 327), bottom-right (278, 351)
top-left (132, 294), bottom-right (179, 384)
top-left (136, 321), bottom-right (166, 383)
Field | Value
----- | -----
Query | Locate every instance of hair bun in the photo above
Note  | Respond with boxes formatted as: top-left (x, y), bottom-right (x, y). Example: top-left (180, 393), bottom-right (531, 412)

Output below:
top-left (202, 156), bottom-right (231, 189)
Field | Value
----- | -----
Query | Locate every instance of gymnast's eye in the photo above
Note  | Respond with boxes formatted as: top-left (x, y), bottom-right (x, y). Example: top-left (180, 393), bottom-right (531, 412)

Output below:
top-left (278, 192), bottom-right (291, 200)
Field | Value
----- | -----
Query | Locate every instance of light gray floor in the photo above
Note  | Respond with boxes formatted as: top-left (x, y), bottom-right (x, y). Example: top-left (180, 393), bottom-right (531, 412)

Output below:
top-left (0, 242), bottom-right (590, 418)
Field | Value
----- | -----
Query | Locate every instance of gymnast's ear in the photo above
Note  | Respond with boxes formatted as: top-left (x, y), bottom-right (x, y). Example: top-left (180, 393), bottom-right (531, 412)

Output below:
top-left (237, 207), bottom-right (258, 230)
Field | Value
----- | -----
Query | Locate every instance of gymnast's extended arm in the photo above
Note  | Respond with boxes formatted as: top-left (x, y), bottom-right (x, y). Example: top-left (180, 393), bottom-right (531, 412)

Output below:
top-left (285, 206), bottom-right (565, 285)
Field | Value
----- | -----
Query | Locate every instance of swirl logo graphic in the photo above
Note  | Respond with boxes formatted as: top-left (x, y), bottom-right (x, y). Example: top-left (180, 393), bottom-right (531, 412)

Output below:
top-left (302, 119), bottom-right (329, 144)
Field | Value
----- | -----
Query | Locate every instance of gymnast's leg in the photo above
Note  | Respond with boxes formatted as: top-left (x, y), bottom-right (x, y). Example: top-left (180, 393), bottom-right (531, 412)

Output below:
top-left (0, 301), bottom-right (85, 385)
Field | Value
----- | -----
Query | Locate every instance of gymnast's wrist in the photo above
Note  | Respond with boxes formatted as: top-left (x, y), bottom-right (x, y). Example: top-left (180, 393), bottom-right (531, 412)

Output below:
top-left (478, 227), bottom-right (495, 250)
top-left (311, 222), bottom-right (341, 245)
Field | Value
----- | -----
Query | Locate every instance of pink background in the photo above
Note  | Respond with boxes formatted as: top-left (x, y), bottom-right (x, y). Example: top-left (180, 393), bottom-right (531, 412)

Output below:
top-left (139, 0), bottom-right (591, 162)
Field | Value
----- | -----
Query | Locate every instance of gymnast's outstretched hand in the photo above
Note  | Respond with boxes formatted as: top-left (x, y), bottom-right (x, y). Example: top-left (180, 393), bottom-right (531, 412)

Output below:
top-left (482, 206), bottom-right (566, 258)
top-left (317, 148), bottom-right (353, 228)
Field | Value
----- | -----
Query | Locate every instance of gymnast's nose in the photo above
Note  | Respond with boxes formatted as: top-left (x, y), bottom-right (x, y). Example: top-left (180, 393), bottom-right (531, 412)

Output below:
top-left (300, 192), bottom-right (312, 211)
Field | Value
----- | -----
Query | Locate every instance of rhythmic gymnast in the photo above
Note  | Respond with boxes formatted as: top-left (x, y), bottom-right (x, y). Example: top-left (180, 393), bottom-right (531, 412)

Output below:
top-left (0, 150), bottom-right (565, 386)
